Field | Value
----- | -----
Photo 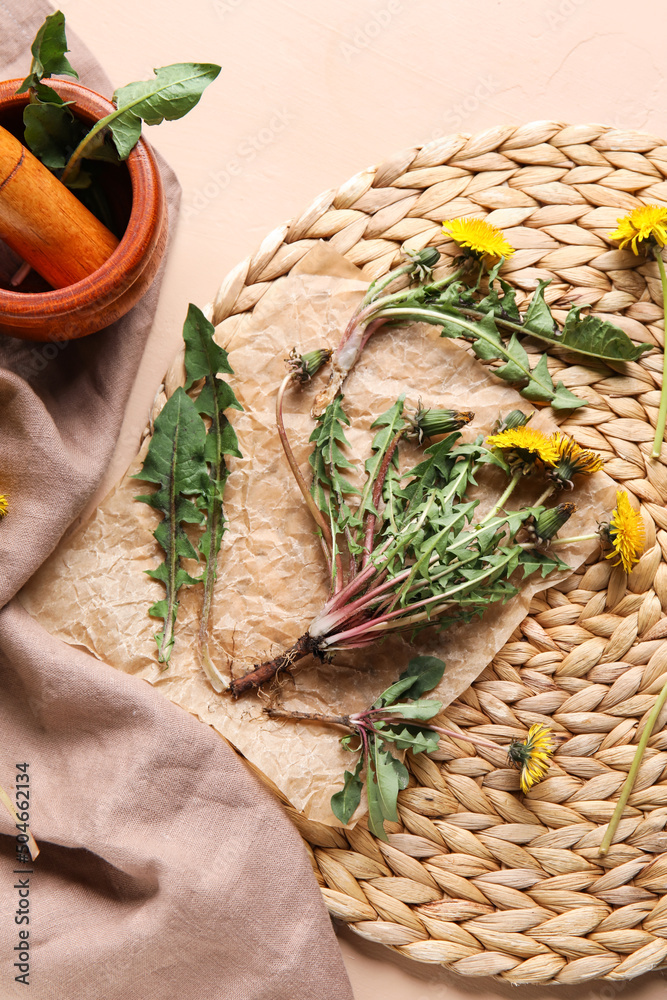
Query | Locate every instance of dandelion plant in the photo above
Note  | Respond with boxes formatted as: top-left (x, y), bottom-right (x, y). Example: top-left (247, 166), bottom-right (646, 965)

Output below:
top-left (313, 231), bottom-right (651, 417)
top-left (135, 305), bottom-right (241, 675)
top-left (229, 393), bottom-right (601, 696)
top-left (268, 655), bottom-right (558, 839)
top-left (227, 234), bottom-right (644, 696)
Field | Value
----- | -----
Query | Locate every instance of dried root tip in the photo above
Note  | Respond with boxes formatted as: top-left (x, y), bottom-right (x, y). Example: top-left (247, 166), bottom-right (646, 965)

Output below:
top-left (229, 633), bottom-right (319, 697)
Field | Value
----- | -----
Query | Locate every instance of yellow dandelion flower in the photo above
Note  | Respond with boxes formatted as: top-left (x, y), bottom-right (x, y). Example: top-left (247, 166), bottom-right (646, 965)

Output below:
top-left (547, 433), bottom-right (604, 487)
top-left (604, 490), bottom-right (645, 574)
top-left (485, 426), bottom-right (559, 475)
top-left (610, 204), bottom-right (667, 255)
top-left (0, 494), bottom-right (7, 518)
top-left (507, 724), bottom-right (556, 794)
top-left (442, 217), bottom-right (515, 262)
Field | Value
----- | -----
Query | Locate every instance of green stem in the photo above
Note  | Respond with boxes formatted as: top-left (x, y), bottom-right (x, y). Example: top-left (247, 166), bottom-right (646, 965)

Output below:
top-left (535, 485), bottom-right (555, 508)
top-left (275, 373), bottom-right (336, 563)
top-left (361, 264), bottom-right (414, 309)
top-left (375, 306), bottom-right (544, 390)
top-left (549, 532), bottom-right (598, 547)
top-left (362, 266), bottom-right (465, 312)
top-left (484, 472), bottom-right (522, 522)
top-left (652, 248), bottom-right (667, 459)
top-left (599, 673), bottom-right (667, 856)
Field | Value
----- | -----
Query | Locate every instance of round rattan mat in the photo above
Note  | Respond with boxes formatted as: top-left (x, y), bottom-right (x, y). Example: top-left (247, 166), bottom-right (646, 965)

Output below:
top-left (202, 121), bottom-right (667, 985)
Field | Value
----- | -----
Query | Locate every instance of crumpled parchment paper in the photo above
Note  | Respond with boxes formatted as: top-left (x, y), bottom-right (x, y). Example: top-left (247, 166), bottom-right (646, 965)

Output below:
top-left (20, 244), bottom-right (617, 824)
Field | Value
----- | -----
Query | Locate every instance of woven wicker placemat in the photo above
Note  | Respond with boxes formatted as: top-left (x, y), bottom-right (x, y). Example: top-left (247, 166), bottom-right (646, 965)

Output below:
top-left (200, 121), bottom-right (667, 985)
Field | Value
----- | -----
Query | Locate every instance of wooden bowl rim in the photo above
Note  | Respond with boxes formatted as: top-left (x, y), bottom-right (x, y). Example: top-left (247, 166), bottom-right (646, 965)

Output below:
top-left (0, 77), bottom-right (163, 322)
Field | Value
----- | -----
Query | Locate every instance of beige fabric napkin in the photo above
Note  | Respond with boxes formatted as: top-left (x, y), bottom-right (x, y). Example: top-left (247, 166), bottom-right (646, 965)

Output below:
top-left (0, 5), bottom-right (353, 998)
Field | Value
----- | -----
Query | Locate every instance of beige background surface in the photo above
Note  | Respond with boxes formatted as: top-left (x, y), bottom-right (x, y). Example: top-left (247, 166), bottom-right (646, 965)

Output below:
top-left (37, 1), bottom-right (667, 996)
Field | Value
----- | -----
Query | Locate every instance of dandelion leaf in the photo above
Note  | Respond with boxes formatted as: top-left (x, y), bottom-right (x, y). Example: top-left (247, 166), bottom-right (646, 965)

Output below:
top-left (109, 63), bottom-right (221, 158)
top-left (330, 761), bottom-right (363, 825)
top-left (182, 304), bottom-right (242, 660)
top-left (134, 387), bottom-right (209, 663)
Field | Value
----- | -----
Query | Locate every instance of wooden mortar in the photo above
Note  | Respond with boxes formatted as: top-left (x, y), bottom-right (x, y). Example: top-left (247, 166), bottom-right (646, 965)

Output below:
top-left (0, 79), bottom-right (167, 342)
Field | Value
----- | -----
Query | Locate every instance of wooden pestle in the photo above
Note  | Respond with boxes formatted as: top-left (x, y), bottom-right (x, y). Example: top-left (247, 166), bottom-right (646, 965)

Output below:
top-left (0, 123), bottom-right (119, 289)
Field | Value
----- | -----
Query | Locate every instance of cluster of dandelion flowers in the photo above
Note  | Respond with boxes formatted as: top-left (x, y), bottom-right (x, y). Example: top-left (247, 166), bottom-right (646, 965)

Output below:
top-left (610, 204), bottom-right (667, 255)
top-left (604, 490), bottom-right (645, 574)
top-left (507, 724), bottom-right (556, 794)
top-left (485, 426), bottom-right (559, 475)
top-left (442, 217), bottom-right (515, 262)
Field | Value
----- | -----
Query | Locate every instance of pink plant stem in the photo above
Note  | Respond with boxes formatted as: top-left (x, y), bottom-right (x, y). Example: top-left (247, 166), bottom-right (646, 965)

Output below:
top-left (361, 429), bottom-right (404, 569)
top-left (354, 713), bottom-right (504, 753)
top-left (324, 581), bottom-right (462, 645)
top-left (349, 705), bottom-right (503, 750)
top-left (320, 538), bottom-right (394, 615)
top-left (275, 373), bottom-right (341, 582)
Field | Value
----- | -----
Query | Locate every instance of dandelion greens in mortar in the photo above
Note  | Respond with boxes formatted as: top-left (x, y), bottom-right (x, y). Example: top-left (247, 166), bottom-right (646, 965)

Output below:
top-left (16, 12), bottom-right (220, 207)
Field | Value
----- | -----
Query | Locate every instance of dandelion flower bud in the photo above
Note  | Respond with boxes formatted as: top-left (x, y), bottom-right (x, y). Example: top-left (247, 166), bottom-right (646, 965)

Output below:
top-left (286, 347), bottom-right (332, 384)
top-left (407, 406), bottom-right (473, 444)
top-left (530, 502), bottom-right (577, 542)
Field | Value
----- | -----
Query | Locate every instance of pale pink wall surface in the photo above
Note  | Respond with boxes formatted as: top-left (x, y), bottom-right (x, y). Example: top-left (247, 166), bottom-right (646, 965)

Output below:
top-left (54, 1), bottom-right (667, 995)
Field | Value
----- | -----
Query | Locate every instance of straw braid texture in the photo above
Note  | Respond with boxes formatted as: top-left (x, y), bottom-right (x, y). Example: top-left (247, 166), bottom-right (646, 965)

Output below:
top-left (166, 121), bottom-right (667, 984)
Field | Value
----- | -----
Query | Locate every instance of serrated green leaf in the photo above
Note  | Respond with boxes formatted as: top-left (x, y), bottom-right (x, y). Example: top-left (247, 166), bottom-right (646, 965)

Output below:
top-left (494, 333), bottom-right (530, 382)
top-left (134, 387), bottom-right (209, 664)
top-left (519, 549), bottom-right (570, 578)
top-left (550, 380), bottom-right (585, 411)
top-left (470, 311), bottom-right (504, 361)
top-left (518, 353), bottom-right (555, 403)
top-left (184, 302), bottom-right (233, 388)
top-left (309, 398), bottom-right (361, 539)
top-left (359, 397), bottom-right (406, 519)
top-left (16, 10), bottom-right (78, 94)
top-left (379, 724), bottom-right (441, 754)
top-left (22, 101), bottom-right (83, 168)
top-left (181, 304), bottom-right (242, 666)
top-left (553, 309), bottom-right (651, 362)
top-left (523, 279), bottom-right (557, 336)
top-left (107, 63), bottom-right (221, 158)
top-left (330, 762), bottom-right (363, 824)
